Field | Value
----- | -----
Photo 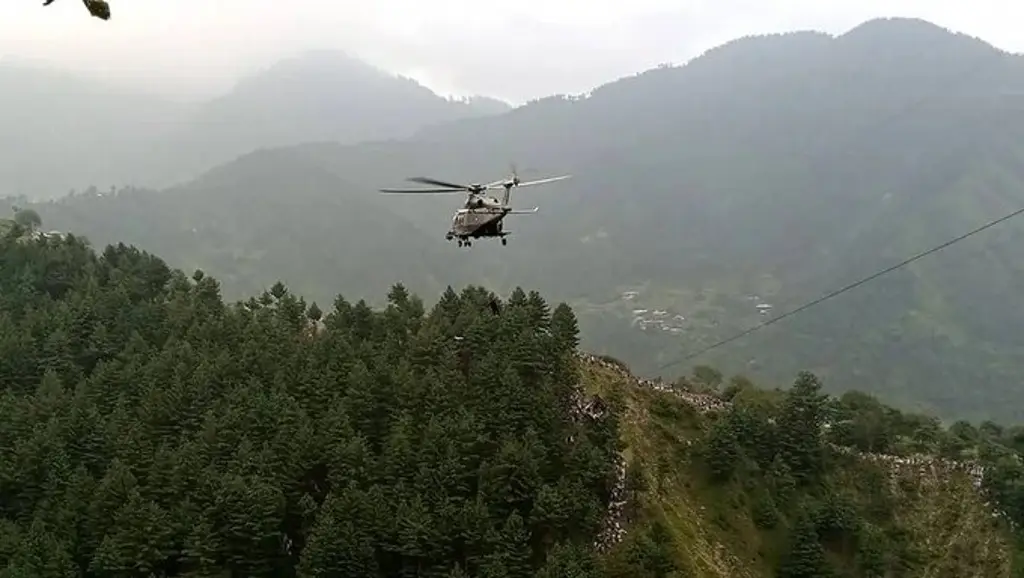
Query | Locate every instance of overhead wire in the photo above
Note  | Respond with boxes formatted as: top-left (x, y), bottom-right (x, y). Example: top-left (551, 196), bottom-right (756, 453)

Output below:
top-left (655, 51), bottom-right (1021, 373)
top-left (658, 204), bottom-right (1024, 371)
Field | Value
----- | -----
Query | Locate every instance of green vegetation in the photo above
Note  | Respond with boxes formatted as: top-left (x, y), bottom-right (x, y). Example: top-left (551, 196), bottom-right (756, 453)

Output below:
top-left (583, 360), bottom-right (1024, 577)
top-left (9, 5), bottom-right (1024, 578)
top-left (6, 13), bottom-right (1024, 577)
top-left (5, 220), bottom-right (1024, 576)
top-left (0, 221), bottom-right (627, 576)
top-left (9, 17), bottom-right (1024, 422)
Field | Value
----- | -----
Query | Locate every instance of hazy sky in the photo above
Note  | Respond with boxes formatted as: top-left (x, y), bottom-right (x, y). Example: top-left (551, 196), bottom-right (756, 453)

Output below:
top-left (2, 0), bottom-right (1020, 103)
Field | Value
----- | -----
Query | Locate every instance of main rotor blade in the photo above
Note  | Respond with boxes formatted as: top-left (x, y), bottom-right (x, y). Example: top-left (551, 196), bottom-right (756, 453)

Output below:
top-left (379, 187), bottom-right (466, 194)
top-left (407, 176), bottom-right (470, 190)
top-left (515, 175), bottom-right (572, 188)
top-left (483, 163), bottom-right (523, 188)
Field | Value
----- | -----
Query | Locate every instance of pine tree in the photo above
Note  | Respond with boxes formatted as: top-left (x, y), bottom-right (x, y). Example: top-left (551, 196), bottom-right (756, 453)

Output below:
top-left (296, 486), bottom-right (379, 578)
top-left (306, 302), bottom-right (323, 322)
top-left (550, 303), bottom-right (581, 353)
top-left (388, 283), bottom-right (411, 311)
top-left (704, 415), bottom-right (742, 482)
top-left (499, 512), bottom-right (532, 577)
top-left (526, 291), bottom-right (552, 329)
top-left (777, 512), bottom-right (832, 578)
top-left (776, 371), bottom-right (828, 486)
top-left (88, 490), bottom-right (176, 576)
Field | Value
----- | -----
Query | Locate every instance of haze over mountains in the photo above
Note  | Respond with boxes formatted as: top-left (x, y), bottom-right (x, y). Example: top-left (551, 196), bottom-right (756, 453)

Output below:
top-left (6, 16), bottom-right (1024, 423)
top-left (0, 49), bottom-right (510, 197)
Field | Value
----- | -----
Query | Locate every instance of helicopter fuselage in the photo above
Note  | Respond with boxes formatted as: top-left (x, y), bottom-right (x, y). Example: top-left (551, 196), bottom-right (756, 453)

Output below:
top-left (446, 205), bottom-right (510, 245)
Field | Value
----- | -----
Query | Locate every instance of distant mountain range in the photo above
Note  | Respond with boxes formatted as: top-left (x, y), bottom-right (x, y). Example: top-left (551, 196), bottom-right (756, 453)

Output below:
top-left (8, 17), bottom-right (1024, 423)
top-left (0, 49), bottom-right (511, 197)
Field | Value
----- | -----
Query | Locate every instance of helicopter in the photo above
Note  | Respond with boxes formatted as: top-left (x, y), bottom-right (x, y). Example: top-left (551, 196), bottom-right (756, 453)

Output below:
top-left (379, 165), bottom-right (571, 247)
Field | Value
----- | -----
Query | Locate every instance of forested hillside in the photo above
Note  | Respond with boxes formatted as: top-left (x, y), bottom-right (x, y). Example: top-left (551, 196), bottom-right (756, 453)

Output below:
top-left (1, 151), bottom-right (457, 302)
top-left (0, 51), bottom-right (509, 198)
top-left (17, 17), bottom-right (1024, 422)
top-left (581, 356), bottom-right (1024, 578)
top-left (0, 219), bottom-right (624, 576)
top-left (4, 216), bottom-right (1024, 577)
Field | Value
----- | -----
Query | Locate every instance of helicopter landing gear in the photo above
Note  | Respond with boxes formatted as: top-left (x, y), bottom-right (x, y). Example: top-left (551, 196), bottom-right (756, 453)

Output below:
top-left (501, 238), bottom-right (507, 246)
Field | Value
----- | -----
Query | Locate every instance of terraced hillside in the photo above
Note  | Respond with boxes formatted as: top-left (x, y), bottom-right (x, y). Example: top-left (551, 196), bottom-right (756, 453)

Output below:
top-left (576, 354), bottom-right (1015, 577)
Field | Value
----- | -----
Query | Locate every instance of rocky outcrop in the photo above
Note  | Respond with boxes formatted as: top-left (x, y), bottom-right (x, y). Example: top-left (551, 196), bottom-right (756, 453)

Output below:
top-left (593, 456), bottom-right (628, 553)
top-left (572, 350), bottom-right (999, 550)
top-left (830, 444), bottom-right (985, 490)
top-left (576, 352), bottom-right (727, 412)
top-left (565, 377), bottom-right (628, 552)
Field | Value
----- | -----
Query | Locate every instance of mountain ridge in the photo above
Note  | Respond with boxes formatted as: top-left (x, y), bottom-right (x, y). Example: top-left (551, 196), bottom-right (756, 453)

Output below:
top-left (0, 49), bottom-right (512, 197)
top-left (9, 16), bottom-right (1024, 423)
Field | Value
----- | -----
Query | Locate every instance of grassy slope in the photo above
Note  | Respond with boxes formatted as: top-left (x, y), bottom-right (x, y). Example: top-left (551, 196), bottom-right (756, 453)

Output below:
top-left (578, 357), bottom-right (1013, 577)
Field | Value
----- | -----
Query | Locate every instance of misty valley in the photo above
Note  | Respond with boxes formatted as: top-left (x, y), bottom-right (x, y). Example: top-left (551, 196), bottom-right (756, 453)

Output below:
top-left (3, 12), bottom-right (1024, 578)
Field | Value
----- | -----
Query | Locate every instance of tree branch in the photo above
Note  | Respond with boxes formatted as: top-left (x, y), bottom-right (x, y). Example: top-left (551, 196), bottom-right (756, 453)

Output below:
top-left (42, 0), bottom-right (111, 20)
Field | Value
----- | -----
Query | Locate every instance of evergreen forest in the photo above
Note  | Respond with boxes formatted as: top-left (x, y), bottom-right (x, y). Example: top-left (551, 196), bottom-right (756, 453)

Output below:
top-left (0, 219), bottom-right (628, 577)
top-left (5, 215), bottom-right (1024, 577)
top-left (6, 8), bottom-right (1024, 578)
